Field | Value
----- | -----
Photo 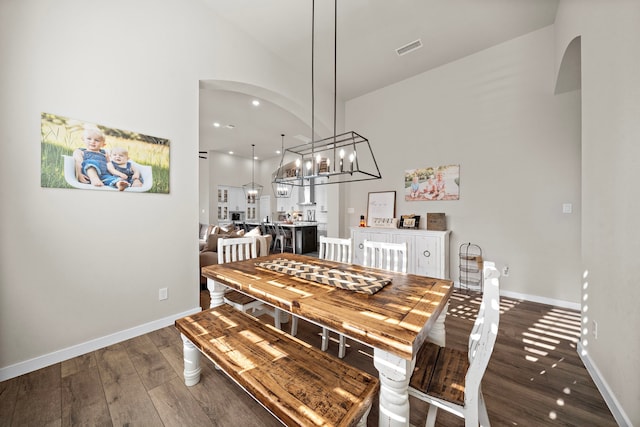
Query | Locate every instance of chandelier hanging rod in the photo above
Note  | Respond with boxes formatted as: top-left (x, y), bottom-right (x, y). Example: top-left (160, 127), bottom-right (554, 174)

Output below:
top-left (272, 0), bottom-right (382, 187)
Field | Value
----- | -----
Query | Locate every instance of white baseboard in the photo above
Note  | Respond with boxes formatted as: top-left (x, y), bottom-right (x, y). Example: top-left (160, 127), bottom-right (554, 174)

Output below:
top-left (0, 307), bottom-right (202, 382)
top-left (499, 289), bottom-right (580, 310)
top-left (454, 281), bottom-right (580, 310)
top-left (577, 343), bottom-right (633, 427)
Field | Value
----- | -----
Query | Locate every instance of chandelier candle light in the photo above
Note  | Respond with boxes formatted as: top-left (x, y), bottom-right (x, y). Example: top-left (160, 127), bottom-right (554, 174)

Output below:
top-left (273, 0), bottom-right (381, 187)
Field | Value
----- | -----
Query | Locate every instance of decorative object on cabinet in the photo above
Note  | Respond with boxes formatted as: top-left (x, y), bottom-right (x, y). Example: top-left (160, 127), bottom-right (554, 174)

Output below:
top-left (459, 243), bottom-right (483, 293)
top-left (399, 214), bottom-right (420, 229)
top-left (370, 218), bottom-right (398, 228)
top-left (404, 165), bottom-right (460, 201)
top-left (427, 213), bottom-right (447, 231)
top-left (272, 0), bottom-right (381, 189)
top-left (351, 227), bottom-right (450, 280)
top-left (366, 191), bottom-right (396, 227)
top-left (272, 134), bottom-right (293, 199)
top-left (242, 144), bottom-right (263, 201)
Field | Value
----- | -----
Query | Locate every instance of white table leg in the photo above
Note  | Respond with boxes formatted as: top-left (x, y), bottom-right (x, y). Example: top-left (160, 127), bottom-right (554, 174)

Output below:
top-left (207, 278), bottom-right (227, 308)
top-left (426, 301), bottom-right (448, 347)
top-left (181, 334), bottom-right (201, 386)
top-left (373, 348), bottom-right (415, 427)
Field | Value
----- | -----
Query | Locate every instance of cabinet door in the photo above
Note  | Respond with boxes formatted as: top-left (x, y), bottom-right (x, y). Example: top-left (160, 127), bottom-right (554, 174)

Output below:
top-left (351, 230), bottom-right (392, 266)
top-left (414, 235), bottom-right (442, 278)
top-left (228, 187), bottom-right (244, 211)
top-left (392, 233), bottom-right (416, 274)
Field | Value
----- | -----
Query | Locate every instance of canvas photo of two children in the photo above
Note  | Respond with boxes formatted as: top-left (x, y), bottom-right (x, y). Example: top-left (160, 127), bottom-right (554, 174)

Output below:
top-left (40, 112), bottom-right (170, 194)
top-left (404, 164), bottom-right (460, 201)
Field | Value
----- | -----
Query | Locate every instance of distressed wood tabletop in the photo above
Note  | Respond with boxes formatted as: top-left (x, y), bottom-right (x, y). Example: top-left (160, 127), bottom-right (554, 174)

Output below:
top-left (201, 253), bottom-right (453, 360)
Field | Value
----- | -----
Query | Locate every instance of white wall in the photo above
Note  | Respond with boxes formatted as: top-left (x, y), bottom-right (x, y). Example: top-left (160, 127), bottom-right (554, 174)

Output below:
top-left (555, 1), bottom-right (640, 425)
top-left (344, 26), bottom-right (582, 305)
top-left (0, 0), bottom-right (310, 378)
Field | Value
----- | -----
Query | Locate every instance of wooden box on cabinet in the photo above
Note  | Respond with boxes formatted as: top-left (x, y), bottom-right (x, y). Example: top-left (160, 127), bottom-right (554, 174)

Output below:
top-left (350, 227), bottom-right (450, 279)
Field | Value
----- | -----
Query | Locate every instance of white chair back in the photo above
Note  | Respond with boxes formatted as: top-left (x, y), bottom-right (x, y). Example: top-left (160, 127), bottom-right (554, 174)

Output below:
top-left (466, 262), bottom-right (501, 391)
top-left (218, 237), bottom-right (257, 264)
top-left (362, 240), bottom-right (408, 273)
top-left (319, 236), bottom-right (352, 263)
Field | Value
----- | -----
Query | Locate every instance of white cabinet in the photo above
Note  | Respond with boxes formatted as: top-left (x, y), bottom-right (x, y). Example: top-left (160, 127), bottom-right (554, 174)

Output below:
top-left (217, 186), bottom-right (229, 221)
top-left (228, 187), bottom-right (246, 212)
top-left (351, 229), bottom-right (392, 266)
top-left (350, 227), bottom-right (450, 279)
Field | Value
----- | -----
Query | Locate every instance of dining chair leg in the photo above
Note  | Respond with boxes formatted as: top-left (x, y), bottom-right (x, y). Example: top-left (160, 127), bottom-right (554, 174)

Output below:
top-left (338, 334), bottom-right (347, 359)
top-left (479, 390), bottom-right (490, 427)
top-left (290, 316), bottom-right (298, 336)
top-left (425, 404), bottom-right (438, 427)
top-left (321, 327), bottom-right (330, 351)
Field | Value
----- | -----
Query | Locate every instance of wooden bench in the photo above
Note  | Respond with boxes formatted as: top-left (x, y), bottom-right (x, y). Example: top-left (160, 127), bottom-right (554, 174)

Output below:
top-left (175, 304), bottom-right (379, 427)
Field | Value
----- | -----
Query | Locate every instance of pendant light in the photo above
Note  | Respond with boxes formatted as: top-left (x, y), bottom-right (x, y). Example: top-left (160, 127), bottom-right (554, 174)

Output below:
top-left (243, 144), bottom-right (263, 202)
top-left (273, 0), bottom-right (381, 187)
top-left (272, 134), bottom-right (293, 198)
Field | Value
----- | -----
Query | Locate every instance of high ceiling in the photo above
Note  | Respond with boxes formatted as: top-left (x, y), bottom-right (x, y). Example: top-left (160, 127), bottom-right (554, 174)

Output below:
top-left (200, 0), bottom-right (559, 160)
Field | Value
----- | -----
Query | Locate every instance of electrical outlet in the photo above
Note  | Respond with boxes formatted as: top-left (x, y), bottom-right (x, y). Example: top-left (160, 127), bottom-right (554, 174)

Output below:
top-left (502, 266), bottom-right (510, 277)
top-left (159, 288), bottom-right (168, 300)
top-left (592, 320), bottom-right (598, 339)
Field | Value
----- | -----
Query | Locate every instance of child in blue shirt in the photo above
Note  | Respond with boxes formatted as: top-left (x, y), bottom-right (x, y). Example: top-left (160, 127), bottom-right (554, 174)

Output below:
top-left (72, 126), bottom-right (129, 190)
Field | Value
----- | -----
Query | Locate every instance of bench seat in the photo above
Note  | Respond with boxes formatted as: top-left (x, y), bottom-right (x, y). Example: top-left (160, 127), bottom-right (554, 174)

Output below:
top-left (175, 304), bottom-right (379, 427)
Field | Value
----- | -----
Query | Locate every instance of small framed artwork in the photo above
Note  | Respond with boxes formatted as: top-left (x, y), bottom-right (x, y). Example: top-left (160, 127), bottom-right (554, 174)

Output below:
top-left (399, 215), bottom-right (420, 229)
top-left (367, 191), bottom-right (396, 227)
top-left (370, 217), bottom-right (398, 228)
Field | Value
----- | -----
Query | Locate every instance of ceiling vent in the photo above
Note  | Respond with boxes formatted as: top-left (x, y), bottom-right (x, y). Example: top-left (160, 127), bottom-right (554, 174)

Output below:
top-left (396, 39), bottom-right (423, 56)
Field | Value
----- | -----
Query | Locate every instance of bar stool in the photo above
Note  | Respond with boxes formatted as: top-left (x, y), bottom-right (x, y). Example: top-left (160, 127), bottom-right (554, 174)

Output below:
top-left (273, 224), bottom-right (293, 253)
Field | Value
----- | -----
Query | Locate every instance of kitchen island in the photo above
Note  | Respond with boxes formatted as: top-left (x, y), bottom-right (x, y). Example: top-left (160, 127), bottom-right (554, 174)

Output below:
top-left (245, 221), bottom-right (318, 254)
top-left (280, 222), bottom-right (317, 254)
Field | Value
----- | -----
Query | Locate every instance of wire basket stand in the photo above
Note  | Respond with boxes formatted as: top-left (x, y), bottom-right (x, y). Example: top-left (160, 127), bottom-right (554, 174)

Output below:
top-left (458, 243), bottom-right (483, 293)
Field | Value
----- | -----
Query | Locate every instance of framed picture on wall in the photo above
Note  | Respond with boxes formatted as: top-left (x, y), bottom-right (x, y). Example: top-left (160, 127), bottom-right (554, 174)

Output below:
top-left (366, 191), bottom-right (396, 227)
top-left (40, 112), bottom-right (170, 193)
top-left (404, 164), bottom-right (460, 201)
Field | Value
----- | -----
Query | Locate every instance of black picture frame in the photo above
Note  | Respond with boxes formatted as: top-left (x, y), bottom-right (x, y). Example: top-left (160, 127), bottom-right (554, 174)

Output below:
top-left (399, 215), bottom-right (420, 229)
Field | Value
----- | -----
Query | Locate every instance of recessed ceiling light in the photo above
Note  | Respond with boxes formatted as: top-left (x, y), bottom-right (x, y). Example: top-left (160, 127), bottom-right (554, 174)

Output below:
top-left (254, 156), bottom-right (258, 160)
top-left (213, 122), bottom-right (221, 127)
top-left (252, 99), bottom-right (260, 107)
top-left (276, 150), bottom-right (281, 154)
top-left (229, 151), bottom-right (234, 155)
top-left (226, 124), bottom-right (235, 129)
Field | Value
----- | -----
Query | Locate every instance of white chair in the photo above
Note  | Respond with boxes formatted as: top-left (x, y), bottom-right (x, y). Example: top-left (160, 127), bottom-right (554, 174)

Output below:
top-left (317, 236), bottom-right (352, 358)
top-left (62, 155), bottom-right (153, 192)
top-left (362, 240), bottom-right (408, 273)
top-left (219, 237), bottom-right (282, 329)
top-left (408, 262), bottom-right (501, 427)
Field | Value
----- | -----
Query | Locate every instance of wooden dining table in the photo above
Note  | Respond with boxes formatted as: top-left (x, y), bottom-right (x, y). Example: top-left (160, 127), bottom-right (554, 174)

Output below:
top-left (201, 253), bottom-right (453, 427)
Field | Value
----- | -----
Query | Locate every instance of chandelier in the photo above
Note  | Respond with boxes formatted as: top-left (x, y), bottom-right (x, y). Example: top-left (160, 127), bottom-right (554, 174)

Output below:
top-left (242, 144), bottom-right (263, 202)
top-left (272, 134), bottom-right (293, 198)
top-left (273, 0), bottom-right (381, 188)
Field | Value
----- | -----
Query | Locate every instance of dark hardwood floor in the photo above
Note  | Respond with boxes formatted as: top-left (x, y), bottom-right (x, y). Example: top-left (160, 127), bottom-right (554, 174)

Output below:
top-left (0, 290), bottom-right (617, 426)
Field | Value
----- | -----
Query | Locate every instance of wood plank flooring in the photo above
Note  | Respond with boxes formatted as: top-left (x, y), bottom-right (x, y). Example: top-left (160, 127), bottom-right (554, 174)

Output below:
top-left (0, 291), bottom-right (617, 426)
